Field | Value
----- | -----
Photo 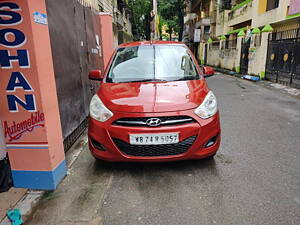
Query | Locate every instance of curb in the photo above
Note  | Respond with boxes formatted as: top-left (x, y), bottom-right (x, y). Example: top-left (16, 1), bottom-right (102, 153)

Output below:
top-left (211, 66), bottom-right (242, 78)
top-left (209, 66), bottom-right (300, 98)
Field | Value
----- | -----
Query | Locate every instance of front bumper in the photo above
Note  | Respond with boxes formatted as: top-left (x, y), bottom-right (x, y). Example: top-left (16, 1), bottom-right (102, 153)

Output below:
top-left (88, 110), bottom-right (221, 162)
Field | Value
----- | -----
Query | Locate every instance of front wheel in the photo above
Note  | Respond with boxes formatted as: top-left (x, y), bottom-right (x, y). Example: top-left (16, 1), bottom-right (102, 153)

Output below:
top-left (205, 153), bottom-right (216, 160)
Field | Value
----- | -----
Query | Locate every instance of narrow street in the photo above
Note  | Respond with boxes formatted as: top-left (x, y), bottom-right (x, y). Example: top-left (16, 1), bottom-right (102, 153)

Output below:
top-left (25, 74), bottom-right (300, 225)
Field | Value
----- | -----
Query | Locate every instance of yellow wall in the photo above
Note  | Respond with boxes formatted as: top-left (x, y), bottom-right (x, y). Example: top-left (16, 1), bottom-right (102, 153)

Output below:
top-left (258, 0), bottom-right (267, 14)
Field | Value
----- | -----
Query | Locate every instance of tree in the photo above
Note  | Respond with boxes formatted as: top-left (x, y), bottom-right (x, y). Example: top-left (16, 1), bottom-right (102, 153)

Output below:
top-left (127, 0), bottom-right (185, 41)
top-left (158, 0), bottom-right (185, 41)
top-left (127, 0), bottom-right (152, 40)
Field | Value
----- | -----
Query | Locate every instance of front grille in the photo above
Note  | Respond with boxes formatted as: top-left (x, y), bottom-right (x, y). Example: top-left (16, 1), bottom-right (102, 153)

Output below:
top-left (113, 116), bottom-right (196, 127)
top-left (113, 136), bottom-right (197, 157)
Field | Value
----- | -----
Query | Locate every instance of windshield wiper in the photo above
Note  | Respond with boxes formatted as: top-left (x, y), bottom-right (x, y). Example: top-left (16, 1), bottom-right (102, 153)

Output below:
top-left (173, 76), bottom-right (198, 81)
top-left (126, 79), bottom-right (167, 83)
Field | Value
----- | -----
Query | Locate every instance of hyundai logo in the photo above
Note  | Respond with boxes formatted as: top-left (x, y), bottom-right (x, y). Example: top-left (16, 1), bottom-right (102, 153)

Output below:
top-left (146, 118), bottom-right (162, 127)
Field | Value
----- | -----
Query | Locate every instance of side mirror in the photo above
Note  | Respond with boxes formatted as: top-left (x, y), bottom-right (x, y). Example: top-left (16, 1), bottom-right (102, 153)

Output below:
top-left (203, 66), bottom-right (215, 77)
top-left (89, 70), bottom-right (103, 81)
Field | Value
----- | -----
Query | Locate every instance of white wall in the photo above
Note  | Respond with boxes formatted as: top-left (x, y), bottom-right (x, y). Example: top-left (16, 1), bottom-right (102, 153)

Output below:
top-left (207, 46), bottom-right (240, 71)
top-left (220, 49), bottom-right (239, 70)
top-left (207, 47), bottom-right (221, 67)
top-left (248, 32), bottom-right (270, 77)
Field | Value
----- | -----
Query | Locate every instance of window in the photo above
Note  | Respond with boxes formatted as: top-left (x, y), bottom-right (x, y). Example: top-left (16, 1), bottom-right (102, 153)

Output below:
top-left (107, 45), bottom-right (199, 83)
top-left (204, 26), bottom-right (210, 34)
top-left (266, 0), bottom-right (279, 11)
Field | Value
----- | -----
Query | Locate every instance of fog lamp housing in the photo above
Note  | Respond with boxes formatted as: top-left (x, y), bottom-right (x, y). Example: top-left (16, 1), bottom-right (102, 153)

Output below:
top-left (204, 135), bottom-right (218, 148)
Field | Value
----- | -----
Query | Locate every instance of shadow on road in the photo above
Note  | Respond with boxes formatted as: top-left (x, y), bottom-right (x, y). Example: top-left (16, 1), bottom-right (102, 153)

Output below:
top-left (91, 157), bottom-right (219, 177)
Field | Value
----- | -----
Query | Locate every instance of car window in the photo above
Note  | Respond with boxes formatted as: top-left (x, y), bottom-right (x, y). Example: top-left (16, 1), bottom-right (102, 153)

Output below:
top-left (107, 44), bottom-right (199, 83)
top-left (107, 46), bottom-right (154, 83)
top-left (155, 45), bottom-right (198, 80)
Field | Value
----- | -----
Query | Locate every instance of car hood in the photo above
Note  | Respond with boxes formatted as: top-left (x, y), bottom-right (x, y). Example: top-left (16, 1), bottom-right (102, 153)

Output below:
top-left (99, 80), bottom-right (209, 113)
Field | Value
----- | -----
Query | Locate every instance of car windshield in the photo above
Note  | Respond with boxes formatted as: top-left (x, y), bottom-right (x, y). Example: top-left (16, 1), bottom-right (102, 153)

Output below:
top-left (106, 45), bottom-right (199, 83)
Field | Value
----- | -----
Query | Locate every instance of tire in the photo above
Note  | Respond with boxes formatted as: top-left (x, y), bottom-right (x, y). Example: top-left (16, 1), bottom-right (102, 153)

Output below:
top-left (205, 153), bottom-right (216, 160)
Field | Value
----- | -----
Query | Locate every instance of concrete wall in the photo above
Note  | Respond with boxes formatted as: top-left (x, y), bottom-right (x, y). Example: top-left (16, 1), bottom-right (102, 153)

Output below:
top-left (207, 47), bottom-right (220, 67)
top-left (100, 13), bottom-right (114, 69)
top-left (207, 46), bottom-right (239, 70)
top-left (252, 0), bottom-right (290, 28)
top-left (206, 31), bottom-right (270, 77)
top-left (248, 32), bottom-right (270, 78)
top-left (81, 0), bottom-right (132, 47)
top-left (220, 48), bottom-right (240, 70)
top-left (216, 10), bottom-right (231, 36)
top-left (228, 0), bottom-right (254, 27)
top-left (206, 37), bottom-right (242, 72)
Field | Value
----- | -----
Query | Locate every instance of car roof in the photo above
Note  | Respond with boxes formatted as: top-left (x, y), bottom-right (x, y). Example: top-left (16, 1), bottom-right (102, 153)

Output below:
top-left (118, 40), bottom-right (185, 48)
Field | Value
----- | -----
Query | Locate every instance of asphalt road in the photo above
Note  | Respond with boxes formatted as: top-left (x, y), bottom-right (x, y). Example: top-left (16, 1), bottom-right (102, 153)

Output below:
top-left (25, 74), bottom-right (300, 225)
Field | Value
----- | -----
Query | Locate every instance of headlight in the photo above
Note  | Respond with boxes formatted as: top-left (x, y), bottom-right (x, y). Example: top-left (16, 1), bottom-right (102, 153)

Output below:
top-left (90, 94), bottom-right (113, 122)
top-left (194, 91), bottom-right (218, 119)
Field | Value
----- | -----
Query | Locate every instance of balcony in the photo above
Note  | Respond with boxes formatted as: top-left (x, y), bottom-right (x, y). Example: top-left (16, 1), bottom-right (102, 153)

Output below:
top-left (113, 9), bottom-right (125, 29)
top-left (184, 13), bottom-right (197, 24)
top-left (228, 0), bottom-right (253, 26)
top-left (195, 17), bottom-right (211, 28)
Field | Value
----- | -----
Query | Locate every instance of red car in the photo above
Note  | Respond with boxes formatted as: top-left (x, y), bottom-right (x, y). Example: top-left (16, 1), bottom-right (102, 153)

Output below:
top-left (203, 66), bottom-right (215, 76)
top-left (88, 41), bottom-right (221, 162)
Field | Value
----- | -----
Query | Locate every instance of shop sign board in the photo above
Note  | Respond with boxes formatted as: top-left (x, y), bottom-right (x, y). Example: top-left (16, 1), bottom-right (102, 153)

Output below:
top-left (0, 1), bottom-right (47, 146)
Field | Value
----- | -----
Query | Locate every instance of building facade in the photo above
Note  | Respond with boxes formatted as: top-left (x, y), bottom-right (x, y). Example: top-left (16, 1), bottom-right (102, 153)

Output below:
top-left (185, 0), bottom-right (300, 88)
top-left (81, 0), bottom-right (132, 47)
top-left (183, 0), bottom-right (218, 61)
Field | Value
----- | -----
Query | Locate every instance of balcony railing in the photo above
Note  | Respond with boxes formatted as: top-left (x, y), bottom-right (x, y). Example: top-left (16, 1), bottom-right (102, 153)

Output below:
top-left (228, 0), bottom-right (253, 21)
top-left (113, 9), bottom-right (125, 28)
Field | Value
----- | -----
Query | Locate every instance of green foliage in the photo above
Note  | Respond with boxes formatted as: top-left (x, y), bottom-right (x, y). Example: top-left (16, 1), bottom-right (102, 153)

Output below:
top-left (127, 0), bottom-right (152, 40)
top-left (127, 0), bottom-right (185, 41)
top-left (158, 0), bottom-right (185, 40)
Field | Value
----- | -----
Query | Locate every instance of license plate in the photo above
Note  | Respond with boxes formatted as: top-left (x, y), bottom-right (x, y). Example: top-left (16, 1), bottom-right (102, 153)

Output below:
top-left (129, 133), bottom-right (179, 145)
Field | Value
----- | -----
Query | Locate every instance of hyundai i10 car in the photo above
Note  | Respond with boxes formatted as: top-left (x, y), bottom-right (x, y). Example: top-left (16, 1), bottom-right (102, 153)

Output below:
top-left (88, 41), bottom-right (221, 162)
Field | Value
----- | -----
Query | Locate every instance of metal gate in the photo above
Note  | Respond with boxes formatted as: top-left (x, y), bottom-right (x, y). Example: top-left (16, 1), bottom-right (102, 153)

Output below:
top-left (204, 43), bottom-right (208, 65)
top-left (265, 28), bottom-right (300, 88)
top-left (45, 0), bottom-right (103, 150)
top-left (240, 38), bottom-right (250, 74)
